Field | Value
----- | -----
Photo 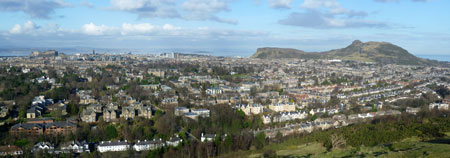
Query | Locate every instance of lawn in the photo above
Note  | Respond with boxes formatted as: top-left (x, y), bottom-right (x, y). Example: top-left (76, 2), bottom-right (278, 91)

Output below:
top-left (221, 136), bottom-right (450, 158)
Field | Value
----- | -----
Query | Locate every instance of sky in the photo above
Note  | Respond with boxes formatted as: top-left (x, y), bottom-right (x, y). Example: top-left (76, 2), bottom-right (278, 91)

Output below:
top-left (0, 0), bottom-right (449, 56)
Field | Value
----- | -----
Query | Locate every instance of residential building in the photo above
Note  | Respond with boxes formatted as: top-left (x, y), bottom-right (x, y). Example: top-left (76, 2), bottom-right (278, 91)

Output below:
top-left (166, 137), bottom-right (183, 147)
top-left (80, 109), bottom-right (97, 123)
top-left (60, 141), bottom-right (90, 153)
top-left (133, 139), bottom-right (165, 151)
top-left (201, 133), bottom-right (216, 142)
top-left (103, 109), bottom-right (119, 122)
top-left (236, 103), bottom-right (263, 115)
top-left (175, 107), bottom-right (189, 116)
top-left (138, 106), bottom-right (153, 119)
top-left (406, 107), bottom-right (421, 114)
top-left (121, 106), bottom-right (136, 120)
top-left (429, 103), bottom-right (449, 110)
top-left (10, 123), bottom-right (44, 135)
top-left (268, 102), bottom-right (296, 112)
top-left (191, 109), bottom-right (210, 117)
top-left (206, 87), bottom-right (223, 95)
top-left (98, 140), bottom-right (130, 153)
top-left (32, 142), bottom-right (54, 153)
top-left (0, 145), bottom-right (23, 156)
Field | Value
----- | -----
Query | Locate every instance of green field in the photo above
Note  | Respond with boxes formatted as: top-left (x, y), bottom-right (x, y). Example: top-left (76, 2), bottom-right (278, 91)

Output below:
top-left (221, 134), bottom-right (450, 158)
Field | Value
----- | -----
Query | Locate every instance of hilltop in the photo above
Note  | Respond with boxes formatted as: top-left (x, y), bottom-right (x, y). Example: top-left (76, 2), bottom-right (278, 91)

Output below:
top-left (251, 40), bottom-right (432, 65)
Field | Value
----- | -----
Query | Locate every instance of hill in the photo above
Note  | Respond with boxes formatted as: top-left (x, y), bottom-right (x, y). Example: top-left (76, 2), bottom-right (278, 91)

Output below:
top-left (251, 40), bottom-right (432, 65)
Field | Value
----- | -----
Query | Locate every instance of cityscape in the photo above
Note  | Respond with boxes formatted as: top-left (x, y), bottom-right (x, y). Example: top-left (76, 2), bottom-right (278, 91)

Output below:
top-left (0, 0), bottom-right (450, 158)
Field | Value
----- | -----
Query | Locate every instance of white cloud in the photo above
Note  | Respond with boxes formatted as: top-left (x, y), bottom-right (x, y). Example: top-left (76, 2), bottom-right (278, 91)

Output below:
top-left (121, 23), bottom-right (155, 35)
top-left (162, 24), bottom-right (180, 31)
top-left (82, 22), bottom-right (114, 35)
top-left (9, 21), bottom-right (39, 34)
top-left (81, 22), bottom-right (185, 36)
top-left (268, 0), bottom-right (293, 9)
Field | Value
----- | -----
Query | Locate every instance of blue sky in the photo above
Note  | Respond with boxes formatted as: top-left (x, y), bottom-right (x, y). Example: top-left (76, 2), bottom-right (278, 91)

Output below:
top-left (0, 0), bottom-right (449, 56)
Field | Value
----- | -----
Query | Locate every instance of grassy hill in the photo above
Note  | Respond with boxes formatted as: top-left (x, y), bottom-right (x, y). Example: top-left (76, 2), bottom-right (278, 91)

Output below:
top-left (220, 115), bottom-right (450, 158)
top-left (221, 134), bottom-right (450, 158)
top-left (245, 136), bottom-right (450, 158)
top-left (251, 40), bottom-right (433, 65)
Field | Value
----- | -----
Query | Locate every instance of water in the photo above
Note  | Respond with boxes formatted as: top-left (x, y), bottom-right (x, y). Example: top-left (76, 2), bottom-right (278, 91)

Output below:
top-left (1, 48), bottom-right (449, 62)
top-left (0, 47), bottom-right (254, 57)
top-left (416, 55), bottom-right (450, 62)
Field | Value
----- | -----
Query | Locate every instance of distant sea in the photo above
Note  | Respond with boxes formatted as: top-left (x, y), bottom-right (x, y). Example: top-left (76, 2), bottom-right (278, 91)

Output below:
top-left (1, 48), bottom-right (449, 62)
top-left (417, 55), bottom-right (450, 62)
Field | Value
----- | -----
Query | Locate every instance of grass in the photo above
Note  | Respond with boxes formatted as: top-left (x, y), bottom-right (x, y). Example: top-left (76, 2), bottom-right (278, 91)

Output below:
top-left (220, 135), bottom-right (450, 158)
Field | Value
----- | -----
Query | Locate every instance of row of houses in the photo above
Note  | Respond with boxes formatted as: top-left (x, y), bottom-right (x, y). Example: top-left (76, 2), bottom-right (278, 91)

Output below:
top-left (257, 109), bottom-right (403, 138)
top-left (235, 103), bottom-right (263, 115)
top-left (81, 102), bottom-right (153, 123)
top-left (262, 111), bottom-right (308, 124)
top-left (31, 141), bottom-right (90, 154)
top-left (10, 121), bottom-right (76, 136)
top-left (2, 132), bottom-right (220, 155)
top-left (97, 136), bottom-right (183, 153)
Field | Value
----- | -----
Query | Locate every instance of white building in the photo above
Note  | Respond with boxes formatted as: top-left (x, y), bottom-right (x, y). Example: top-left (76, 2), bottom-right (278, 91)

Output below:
top-left (201, 133), bottom-right (216, 142)
top-left (262, 115), bottom-right (271, 124)
top-left (406, 107), bottom-right (421, 114)
top-left (32, 142), bottom-right (54, 153)
top-left (60, 141), bottom-right (89, 153)
top-left (191, 109), bottom-right (210, 117)
top-left (184, 112), bottom-right (199, 120)
top-left (166, 137), bottom-right (183, 147)
top-left (133, 139), bottom-right (165, 151)
top-left (97, 140), bottom-right (130, 153)
top-left (429, 103), bottom-right (449, 111)
top-left (267, 111), bottom-right (308, 124)
top-left (358, 112), bottom-right (375, 119)
top-left (206, 88), bottom-right (223, 95)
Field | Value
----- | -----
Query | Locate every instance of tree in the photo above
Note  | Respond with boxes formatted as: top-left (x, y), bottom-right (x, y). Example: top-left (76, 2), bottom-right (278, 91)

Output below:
top-left (254, 132), bottom-right (266, 149)
top-left (330, 134), bottom-right (346, 150)
top-left (105, 125), bottom-right (118, 140)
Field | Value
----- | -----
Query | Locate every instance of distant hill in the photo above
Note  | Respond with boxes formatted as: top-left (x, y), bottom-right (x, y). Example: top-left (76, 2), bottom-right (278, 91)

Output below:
top-left (251, 40), bottom-right (432, 65)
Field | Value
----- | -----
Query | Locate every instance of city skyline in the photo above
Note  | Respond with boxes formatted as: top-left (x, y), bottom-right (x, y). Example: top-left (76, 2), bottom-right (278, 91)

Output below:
top-left (0, 0), bottom-right (449, 56)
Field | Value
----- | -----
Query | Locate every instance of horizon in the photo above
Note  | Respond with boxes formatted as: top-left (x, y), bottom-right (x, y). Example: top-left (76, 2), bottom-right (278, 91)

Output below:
top-left (1, 0), bottom-right (450, 56)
